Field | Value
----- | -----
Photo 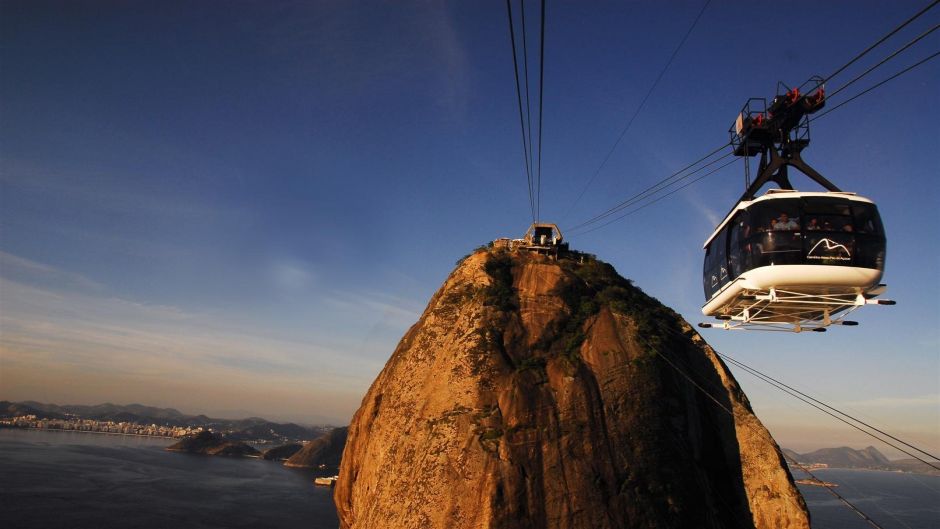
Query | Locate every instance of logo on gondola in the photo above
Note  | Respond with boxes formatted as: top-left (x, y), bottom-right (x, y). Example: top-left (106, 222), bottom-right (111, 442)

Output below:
top-left (807, 238), bottom-right (851, 261)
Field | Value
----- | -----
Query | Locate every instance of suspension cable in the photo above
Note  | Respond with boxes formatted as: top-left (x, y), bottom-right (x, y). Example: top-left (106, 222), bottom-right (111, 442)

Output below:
top-left (786, 458), bottom-right (886, 529)
top-left (569, 142), bottom-right (729, 231)
top-left (658, 325), bottom-right (940, 470)
top-left (566, 2), bottom-right (939, 236)
top-left (520, 0), bottom-right (536, 220)
top-left (536, 0), bottom-right (546, 222)
top-left (572, 156), bottom-right (736, 236)
top-left (715, 351), bottom-right (940, 469)
top-left (813, 49), bottom-right (940, 122)
top-left (506, 0), bottom-right (536, 223)
top-left (568, 45), bottom-right (940, 236)
top-left (822, 0), bottom-right (939, 84)
top-left (638, 334), bottom-right (887, 529)
top-left (564, 0), bottom-right (713, 222)
top-left (827, 23), bottom-right (940, 99)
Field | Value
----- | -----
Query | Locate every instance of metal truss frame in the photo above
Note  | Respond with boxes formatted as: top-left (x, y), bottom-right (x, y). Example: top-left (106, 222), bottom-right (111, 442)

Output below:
top-left (700, 287), bottom-right (892, 333)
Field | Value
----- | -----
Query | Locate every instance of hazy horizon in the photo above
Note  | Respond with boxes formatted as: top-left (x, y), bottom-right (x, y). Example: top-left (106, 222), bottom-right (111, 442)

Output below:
top-left (2, 396), bottom-right (934, 461)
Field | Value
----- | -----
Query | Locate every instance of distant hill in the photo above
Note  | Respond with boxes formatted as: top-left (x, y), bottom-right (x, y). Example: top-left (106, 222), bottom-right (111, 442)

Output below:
top-left (166, 431), bottom-right (260, 457)
top-left (15, 401), bottom-right (194, 426)
top-left (1, 400), bottom-right (326, 443)
top-left (790, 446), bottom-right (890, 468)
top-left (225, 421), bottom-right (312, 442)
top-left (0, 401), bottom-right (66, 419)
top-left (785, 446), bottom-right (939, 476)
top-left (892, 458), bottom-right (940, 475)
top-left (284, 427), bottom-right (348, 469)
top-left (262, 443), bottom-right (304, 461)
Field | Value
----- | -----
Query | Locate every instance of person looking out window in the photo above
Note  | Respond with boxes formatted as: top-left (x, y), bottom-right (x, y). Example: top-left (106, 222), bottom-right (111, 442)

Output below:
top-left (772, 213), bottom-right (799, 231)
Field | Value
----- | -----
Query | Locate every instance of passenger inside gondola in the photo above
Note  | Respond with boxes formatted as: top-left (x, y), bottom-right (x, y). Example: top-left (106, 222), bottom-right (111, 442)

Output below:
top-left (703, 196), bottom-right (886, 301)
top-left (773, 212), bottom-right (800, 231)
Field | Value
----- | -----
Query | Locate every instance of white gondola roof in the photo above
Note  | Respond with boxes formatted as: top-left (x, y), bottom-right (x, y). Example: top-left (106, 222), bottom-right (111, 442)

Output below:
top-left (702, 189), bottom-right (875, 248)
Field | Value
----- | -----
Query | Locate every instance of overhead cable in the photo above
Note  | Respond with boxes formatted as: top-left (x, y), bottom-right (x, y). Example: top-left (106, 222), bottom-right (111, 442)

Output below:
top-left (568, 142), bottom-right (729, 231)
top-left (566, 1), bottom-right (939, 237)
top-left (506, 0), bottom-right (536, 223)
top-left (715, 350), bottom-right (940, 469)
top-left (658, 325), bottom-right (940, 471)
top-left (571, 156), bottom-right (736, 236)
top-left (564, 0), bottom-right (713, 221)
top-left (520, 0), bottom-right (536, 219)
top-left (827, 23), bottom-right (940, 99)
top-left (537, 0), bottom-right (546, 222)
top-left (638, 334), bottom-right (887, 529)
top-left (822, 0), bottom-right (939, 84)
top-left (572, 48), bottom-right (940, 235)
top-left (813, 50), bottom-right (940, 122)
top-left (568, 32), bottom-right (940, 236)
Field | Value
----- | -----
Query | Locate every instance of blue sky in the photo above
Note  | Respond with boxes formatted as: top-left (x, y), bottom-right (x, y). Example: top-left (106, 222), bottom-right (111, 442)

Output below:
top-left (1, 1), bottom-right (937, 453)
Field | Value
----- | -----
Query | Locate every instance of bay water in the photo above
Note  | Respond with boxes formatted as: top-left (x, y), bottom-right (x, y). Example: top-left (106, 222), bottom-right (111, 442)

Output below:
top-left (2, 429), bottom-right (937, 528)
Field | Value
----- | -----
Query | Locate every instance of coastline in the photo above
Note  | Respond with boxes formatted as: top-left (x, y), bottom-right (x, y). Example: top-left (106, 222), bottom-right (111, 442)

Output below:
top-left (810, 465), bottom-right (940, 478)
top-left (0, 426), bottom-right (177, 441)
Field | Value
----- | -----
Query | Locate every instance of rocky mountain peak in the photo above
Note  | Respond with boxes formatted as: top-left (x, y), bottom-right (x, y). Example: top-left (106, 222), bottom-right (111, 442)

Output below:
top-left (334, 249), bottom-right (810, 529)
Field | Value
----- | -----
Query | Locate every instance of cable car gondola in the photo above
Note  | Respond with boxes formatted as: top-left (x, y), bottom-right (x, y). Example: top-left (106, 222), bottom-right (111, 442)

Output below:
top-left (699, 79), bottom-right (893, 332)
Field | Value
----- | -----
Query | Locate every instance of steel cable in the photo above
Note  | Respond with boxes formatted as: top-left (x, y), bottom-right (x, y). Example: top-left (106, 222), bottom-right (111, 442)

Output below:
top-left (506, 0), bottom-right (537, 223)
top-left (564, 0), bottom-right (713, 222)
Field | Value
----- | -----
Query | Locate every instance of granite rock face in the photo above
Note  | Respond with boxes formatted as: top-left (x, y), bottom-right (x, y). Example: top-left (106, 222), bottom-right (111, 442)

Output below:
top-left (334, 250), bottom-right (810, 529)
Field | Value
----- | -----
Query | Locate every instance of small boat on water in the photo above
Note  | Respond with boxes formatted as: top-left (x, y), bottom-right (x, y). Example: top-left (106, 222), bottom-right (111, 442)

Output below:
top-left (795, 478), bottom-right (839, 488)
top-left (314, 475), bottom-right (338, 487)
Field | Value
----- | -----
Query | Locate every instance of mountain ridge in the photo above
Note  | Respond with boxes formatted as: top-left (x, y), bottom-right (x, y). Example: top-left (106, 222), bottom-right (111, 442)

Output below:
top-left (784, 446), bottom-right (939, 476)
top-left (1, 400), bottom-right (330, 443)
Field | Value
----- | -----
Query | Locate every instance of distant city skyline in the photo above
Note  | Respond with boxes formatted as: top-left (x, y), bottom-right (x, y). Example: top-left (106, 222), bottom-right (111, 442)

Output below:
top-left (2, 1), bottom-right (937, 452)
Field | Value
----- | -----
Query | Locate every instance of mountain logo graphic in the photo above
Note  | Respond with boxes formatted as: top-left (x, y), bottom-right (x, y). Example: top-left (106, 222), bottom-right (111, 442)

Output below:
top-left (807, 238), bottom-right (851, 261)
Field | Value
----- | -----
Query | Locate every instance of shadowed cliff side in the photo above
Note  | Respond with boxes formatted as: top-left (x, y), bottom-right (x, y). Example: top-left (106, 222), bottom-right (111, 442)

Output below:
top-left (334, 249), bottom-right (810, 529)
top-left (284, 427), bottom-right (348, 468)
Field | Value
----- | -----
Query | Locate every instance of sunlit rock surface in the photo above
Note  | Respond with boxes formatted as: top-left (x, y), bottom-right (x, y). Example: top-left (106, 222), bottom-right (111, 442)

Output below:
top-left (335, 250), bottom-right (810, 529)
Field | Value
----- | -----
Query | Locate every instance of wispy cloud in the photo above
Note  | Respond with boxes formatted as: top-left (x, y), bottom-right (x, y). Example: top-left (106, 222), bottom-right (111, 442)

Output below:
top-left (841, 394), bottom-right (940, 409)
top-left (682, 190), bottom-right (721, 228)
top-left (268, 258), bottom-right (316, 292)
top-left (0, 251), bottom-right (104, 292)
top-left (0, 158), bottom-right (244, 225)
top-left (423, 3), bottom-right (471, 119)
top-left (245, 2), bottom-right (471, 119)
top-left (323, 289), bottom-right (422, 326)
top-left (0, 251), bottom-right (383, 422)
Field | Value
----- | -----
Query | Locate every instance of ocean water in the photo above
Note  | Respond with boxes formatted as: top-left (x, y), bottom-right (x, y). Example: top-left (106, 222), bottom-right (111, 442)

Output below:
top-left (796, 467), bottom-right (940, 529)
top-left (2, 429), bottom-right (938, 528)
top-left (0, 429), bottom-right (338, 529)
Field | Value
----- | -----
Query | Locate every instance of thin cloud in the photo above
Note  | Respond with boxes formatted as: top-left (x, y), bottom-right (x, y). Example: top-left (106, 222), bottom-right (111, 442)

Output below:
top-left (0, 250), bottom-right (104, 292)
top-left (323, 289), bottom-right (422, 325)
top-left (424, 3), bottom-right (471, 119)
top-left (682, 191), bottom-right (721, 229)
top-left (0, 251), bottom-right (384, 421)
top-left (269, 258), bottom-right (316, 291)
top-left (246, 2), bottom-right (471, 119)
top-left (841, 394), bottom-right (940, 409)
top-left (0, 158), bottom-right (243, 225)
